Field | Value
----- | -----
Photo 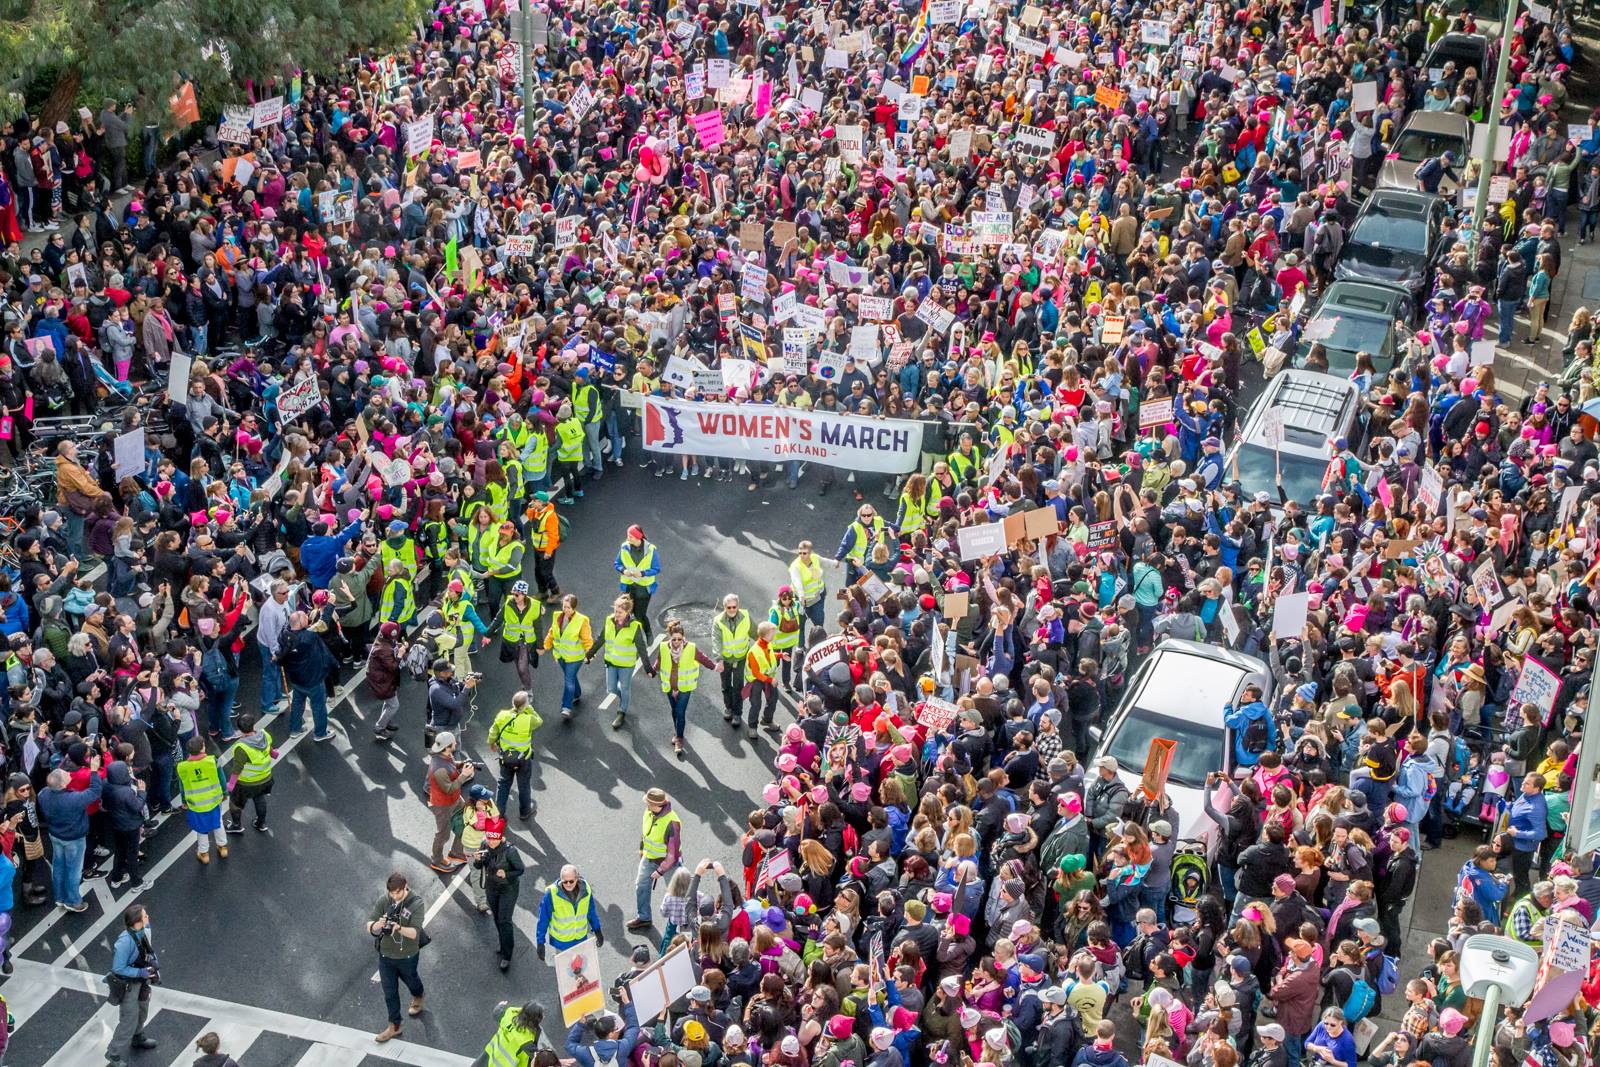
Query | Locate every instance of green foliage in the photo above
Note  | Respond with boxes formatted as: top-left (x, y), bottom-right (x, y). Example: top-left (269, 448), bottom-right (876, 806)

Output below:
top-left (0, 0), bottom-right (428, 123)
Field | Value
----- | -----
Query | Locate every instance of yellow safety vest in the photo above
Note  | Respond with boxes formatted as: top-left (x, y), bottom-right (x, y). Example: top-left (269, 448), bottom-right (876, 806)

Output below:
top-left (230, 734), bottom-right (273, 784)
top-left (487, 480), bottom-right (509, 523)
top-left (550, 612), bottom-right (589, 663)
top-left (898, 492), bottom-right (930, 534)
top-left (792, 556), bottom-right (825, 602)
top-left (618, 544), bottom-right (656, 588)
top-left (603, 617), bottom-right (642, 667)
top-left (380, 537), bottom-right (418, 580)
top-left (661, 641), bottom-right (701, 693)
top-left (948, 449), bottom-right (978, 482)
top-left (175, 756), bottom-right (224, 813)
top-left (843, 517), bottom-right (886, 565)
top-left (544, 882), bottom-right (594, 945)
top-left (529, 507), bottom-right (558, 551)
top-left (381, 577), bottom-right (416, 624)
top-left (526, 432), bottom-right (550, 477)
top-left (573, 382), bottom-right (599, 423)
top-left (421, 520), bottom-right (450, 561)
top-left (503, 422), bottom-right (532, 453)
top-left (442, 596), bottom-right (475, 643)
top-left (486, 536), bottom-right (523, 579)
top-left (748, 642), bottom-right (777, 680)
top-left (641, 808), bottom-right (681, 860)
top-left (716, 610), bottom-right (752, 660)
top-left (491, 706), bottom-right (537, 754)
top-left (770, 602), bottom-right (802, 651)
top-left (504, 458), bottom-right (525, 504)
top-left (555, 419), bottom-right (584, 462)
top-left (502, 598), bottom-right (544, 644)
top-left (484, 1004), bottom-right (540, 1067)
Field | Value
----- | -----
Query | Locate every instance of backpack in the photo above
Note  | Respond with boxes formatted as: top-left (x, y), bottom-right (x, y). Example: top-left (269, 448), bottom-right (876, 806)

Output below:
top-left (1446, 735), bottom-right (1472, 781)
top-left (1241, 713), bottom-right (1271, 757)
top-left (1342, 976), bottom-right (1377, 1023)
top-left (1169, 846), bottom-right (1209, 909)
top-left (201, 643), bottom-right (231, 684)
top-left (557, 510), bottom-right (572, 541)
top-left (1370, 949), bottom-right (1399, 995)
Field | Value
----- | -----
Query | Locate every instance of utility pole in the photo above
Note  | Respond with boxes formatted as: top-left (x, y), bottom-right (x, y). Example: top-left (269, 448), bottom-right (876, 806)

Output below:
top-left (520, 0), bottom-right (536, 148)
top-left (1468, 0), bottom-right (1521, 255)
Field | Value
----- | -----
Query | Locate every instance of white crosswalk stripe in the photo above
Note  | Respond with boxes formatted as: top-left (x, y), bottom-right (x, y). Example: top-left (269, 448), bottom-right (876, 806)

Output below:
top-left (11, 959), bottom-right (473, 1067)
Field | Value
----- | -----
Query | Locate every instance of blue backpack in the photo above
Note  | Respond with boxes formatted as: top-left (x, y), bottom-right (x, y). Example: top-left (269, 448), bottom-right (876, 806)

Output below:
top-left (1343, 976), bottom-right (1377, 1022)
top-left (1370, 949), bottom-right (1399, 995)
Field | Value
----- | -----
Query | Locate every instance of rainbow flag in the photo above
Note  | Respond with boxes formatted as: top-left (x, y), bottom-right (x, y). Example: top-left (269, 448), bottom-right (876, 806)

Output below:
top-left (900, 0), bottom-right (931, 66)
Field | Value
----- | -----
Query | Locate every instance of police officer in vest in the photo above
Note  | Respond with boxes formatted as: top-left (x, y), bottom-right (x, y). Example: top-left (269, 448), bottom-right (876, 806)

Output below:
top-left (176, 736), bottom-right (227, 863)
top-left (536, 863), bottom-right (603, 960)
top-left (488, 690), bottom-right (542, 821)
top-left (711, 595), bottom-right (753, 734)
top-left (832, 504), bottom-right (888, 584)
top-left (614, 524), bottom-right (661, 640)
top-left (628, 787), bottom-right (682, 931)
top-left (500, 581), bottom-right (545, 690)
top-left (222, 713), bottom-right (274, 834)
top-left (478, 1001), bottom-right (544, 1067)
top-left (482, 521), bottom-right (527, 623)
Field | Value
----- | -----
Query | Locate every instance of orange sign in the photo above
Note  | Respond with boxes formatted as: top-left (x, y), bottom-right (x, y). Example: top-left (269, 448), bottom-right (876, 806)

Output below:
top-left (1140, 737), bottom-right (1178, 800)
top-left (911, 74), bottom-right (931, 96)
top-left (169, 82), bottom-right (200, 127)
top-left (1094, 85), bottom-right (1125, 110)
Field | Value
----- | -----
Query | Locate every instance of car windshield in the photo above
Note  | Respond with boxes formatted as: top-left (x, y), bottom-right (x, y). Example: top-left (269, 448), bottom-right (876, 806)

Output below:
top-left (1352, 212), bottom-right (1429, 255)
top-left (1394, 128), bottom-right (1462, 163)
top-left (1312, 313), bottom-right (1393, 371)
top-left (1231, 443), bottom-right (1328, 506)
top-left (1105, 710), bottom-right (1224, 788)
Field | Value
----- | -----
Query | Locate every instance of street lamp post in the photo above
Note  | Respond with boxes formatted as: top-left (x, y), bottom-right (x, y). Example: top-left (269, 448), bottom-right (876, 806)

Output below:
top-left (520, 0), bottom-right (537, 149)
top-left (1467, 0), bottom-right (1521, 254)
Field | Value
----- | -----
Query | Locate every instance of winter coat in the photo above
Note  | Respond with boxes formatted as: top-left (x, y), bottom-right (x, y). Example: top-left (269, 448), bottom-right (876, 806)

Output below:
top-left (103, 762), bottom-right (145, 832)
top-left (1270, 957), bottom-right (1323, 1036)
top-left (367, 638), bottom-right (403, 700)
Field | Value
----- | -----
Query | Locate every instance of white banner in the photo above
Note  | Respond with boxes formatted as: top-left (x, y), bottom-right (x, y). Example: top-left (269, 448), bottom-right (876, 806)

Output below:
top-left (641, 395), bottom-right (923, 473)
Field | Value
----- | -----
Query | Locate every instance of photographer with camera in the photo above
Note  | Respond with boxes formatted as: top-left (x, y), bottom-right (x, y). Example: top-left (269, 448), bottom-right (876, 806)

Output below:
top-left (425, 658), bottom-right (478, 750)
top-left (427, 730), bottom-right (475, 874)
top-left (487, 690), bottom-right (542, 822)
top-left (472, 818), bottom-right (525, 972)
top-left (564, 985), bottom-right (640, 1067)
top-left (105, 904), bottom-right (158, 1067)
top-left (366, 872), bottom-right (427, 1044)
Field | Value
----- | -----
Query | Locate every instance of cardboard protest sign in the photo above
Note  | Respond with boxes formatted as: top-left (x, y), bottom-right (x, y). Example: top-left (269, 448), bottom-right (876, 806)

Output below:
top-left (916, 697), bottom-right (961, 732)
top-left (554, 941), bottom-right (605, 1024)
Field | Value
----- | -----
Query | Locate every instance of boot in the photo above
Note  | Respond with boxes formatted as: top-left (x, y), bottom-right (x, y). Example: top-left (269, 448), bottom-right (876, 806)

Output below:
top-left (218, 844), bottom-right (229, 858)
top-left (408, 995), bottom-right (426, 1016)
top-left (196, 851), bottom-right (210, 865)
top-left (375, 1024), bottom-right (402, 1043)
top-left (612, 712), bottom-right (626, 729)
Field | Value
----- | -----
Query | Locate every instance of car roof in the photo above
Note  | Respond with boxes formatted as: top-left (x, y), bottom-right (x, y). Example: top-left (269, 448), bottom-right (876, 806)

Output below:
top-left (1239, 370), bottom-right (1358, 456)
top-left (1394, 111), bottom-right (1471, 138)
top-left (1132, 642), bottom-right (1268, 724)
top-left (1362, 188), bottom-right (1438, 216)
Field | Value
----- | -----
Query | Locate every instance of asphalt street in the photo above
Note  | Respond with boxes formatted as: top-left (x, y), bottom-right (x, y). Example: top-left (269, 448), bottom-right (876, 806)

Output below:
top-left (5, 460), bottom-right (872, 1064)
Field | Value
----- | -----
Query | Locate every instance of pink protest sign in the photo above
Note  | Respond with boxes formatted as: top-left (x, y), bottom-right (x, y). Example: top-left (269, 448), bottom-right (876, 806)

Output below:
top-left (754, 82), bottom-right (772, 118)
top-left (691, 109), bottom-right (725, 148)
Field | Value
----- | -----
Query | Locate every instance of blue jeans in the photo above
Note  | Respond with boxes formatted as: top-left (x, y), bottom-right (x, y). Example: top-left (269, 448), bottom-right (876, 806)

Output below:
top-left (667, 690), bottom-right (691, 740)
top-left (1497, 298), bottom-right (1519, 343)
top-left (636, 856), bottom-right (677, 924)
top-left (1285, 1034), bottom-right (1305, 1067)
top-left (560, 660), bottom-right (582, 710)
top-left (259, 644), bottom-right (284, 708)
top-left (1548, 187), bottom-right (1569, 233)
top-left (288, 683), bottom-right (328, 735)
top-left (583, 421), bottom-right (604, 475)
top-left (377, 953), bottom-right (424, 1027)
top-left (204, 675), bottom-right (238, 736)
top-left (606, 665), bottom-right (635, 716)
top-left (63, 511), bottom-right (86, 557)
top-left (605, 412), bottom-right (626, 464)
top-left (50, 834), bottom-right (86, 906)
top-left (1219, 864), bottom-right (1237, 903)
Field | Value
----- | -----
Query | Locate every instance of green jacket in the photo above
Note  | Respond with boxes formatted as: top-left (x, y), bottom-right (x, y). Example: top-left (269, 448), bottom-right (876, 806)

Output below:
top-left (331, 555), bottom-right (382, 628)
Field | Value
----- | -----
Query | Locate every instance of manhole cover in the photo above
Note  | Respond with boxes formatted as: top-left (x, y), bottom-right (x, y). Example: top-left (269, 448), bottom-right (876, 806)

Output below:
top-left (655, 600), bottom-right (719, 642)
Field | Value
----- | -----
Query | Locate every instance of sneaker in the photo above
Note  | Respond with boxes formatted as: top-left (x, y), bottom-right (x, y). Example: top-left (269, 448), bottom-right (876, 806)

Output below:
top-left (655, 469), bottom-right (665, 478)
top-left (126, 881), bottom-right (146, 892)
top-left (574, 489), bottom-right (585, 498)
top-left (558, 496), bottom-right (575, 505)
top-left (386, 723), bottom-right (400, 731)
top-left (498, 956), bottom-right (511, 972)
top-left (225, 823), bottom-right (244, 835)
top-left (562, 708), bottom-right (574, 721)
top-left (108, 876), bottom-right (129, 890)
top-left (430, 860), bottom-right (464, 874)
top-left (374, 732), bottom-right (393, 743)
top-left (62, 901), bottom-right (89, 913)
top-left (613, 457), bottom-right (625, 468)
top-left (313, 731), bottom-right (336, 742)
top-left (253, 820), bottom-right (268, 832)
top-left (220, 732), bottom-right (242, 742)
top-left (612, 712), bottom-right (626, 729)
top-left (679, 470), bottom-right (688, 481)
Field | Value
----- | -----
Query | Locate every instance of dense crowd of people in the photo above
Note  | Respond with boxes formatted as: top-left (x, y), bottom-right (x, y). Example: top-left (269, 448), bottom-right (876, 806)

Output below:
top-left (2, 0), bottom-right (1600, 1063)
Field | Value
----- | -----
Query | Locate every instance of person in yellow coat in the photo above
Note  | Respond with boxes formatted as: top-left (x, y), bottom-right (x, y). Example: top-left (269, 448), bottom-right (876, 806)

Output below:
top-left (542, 593), bottom-right (593, 720)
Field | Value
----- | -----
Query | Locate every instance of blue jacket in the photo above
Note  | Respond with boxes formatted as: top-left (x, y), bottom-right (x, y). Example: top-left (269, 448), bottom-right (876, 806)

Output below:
top-left (103, 763), bottom-right (145, 833)
top-left (0, 854), bottom-right (14, 912)
top-left (1509, 792), bottom-right (1549, 852)
top-left (1458, 859), bottom-right (1509, 925)
top-left (299, 520), bottom-right (365, 590)
top-left (111, 927), bottom-right (155, 979)
top-left (1393, 753), bottom-right (1440, 823)
top-left (614, 540), bottom-right (661, 593)
top-left (537, 880), bottom-right (603, 950)
top-left (1223, 700), bottom-right (1277, 767)
top-left (566, 1001), bottom-right (639, 1067)
top-left (38, 774), bottom-right (104, 841)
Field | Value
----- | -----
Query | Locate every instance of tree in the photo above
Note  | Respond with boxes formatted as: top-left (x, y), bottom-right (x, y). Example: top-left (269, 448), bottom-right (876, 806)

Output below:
top-left (0, 0), bottom-right (428, 126)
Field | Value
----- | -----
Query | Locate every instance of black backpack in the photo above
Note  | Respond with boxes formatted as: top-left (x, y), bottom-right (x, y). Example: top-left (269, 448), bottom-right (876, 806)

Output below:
top-left (1241, 714), bottom-right (1271, 756)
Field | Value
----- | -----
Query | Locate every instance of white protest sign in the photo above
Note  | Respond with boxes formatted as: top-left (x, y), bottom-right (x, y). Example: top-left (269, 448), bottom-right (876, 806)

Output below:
top-left (805, 633), bottom-right (851, 675)
top-left (218, 105), bottom-right (253, 144)
top-left (628, 943), bottom-right (698, 1024)
top-left (405, 114), bottom-right (435, 159)
top-left (663, 355), bottom-right (698, 390)
top-left (1272, 592), bottom-right (1310, 639)
top-left (1509, 657), bottom-right (1561, 721)
top-left (113, 429), bottom-right (145, 481)
top-left (1139, 20), bottom-right (1172, 45)
top-left (252, 96), bottom-right (284, 128)
top-left (554, 216), bottom-right (580, 250)
top-left (1351, 81), bottom-right (1378, 111)
top-left (277, 374), bottom-right (324, 424)
top-left (957, 522), bottom-right (1007, 561)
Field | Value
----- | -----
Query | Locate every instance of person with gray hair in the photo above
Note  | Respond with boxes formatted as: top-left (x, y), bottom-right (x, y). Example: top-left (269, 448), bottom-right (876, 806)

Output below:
top-left (256, 579), bottom-right (293, 711)
top-left (38, 758), bottom-right (104, 911)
